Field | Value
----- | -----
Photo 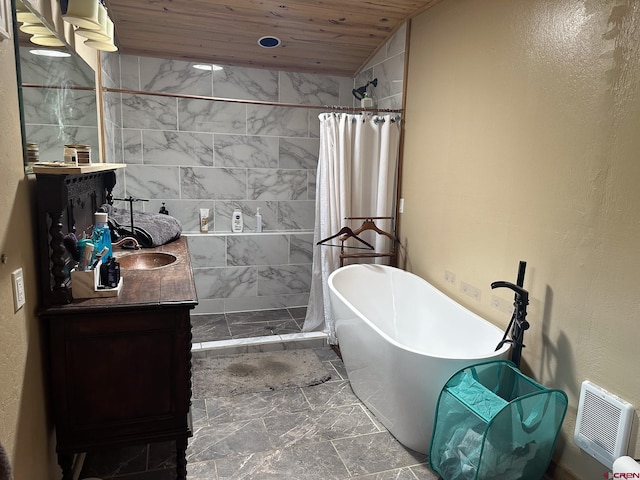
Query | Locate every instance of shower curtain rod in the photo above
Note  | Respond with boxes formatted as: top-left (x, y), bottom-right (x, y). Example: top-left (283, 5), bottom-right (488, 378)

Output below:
top-left (22, 84), bottom-right (96, 91)
top-left (101, 87), bottom-right (404, 114)
top-left (22, 84), bottom-right (402, 114)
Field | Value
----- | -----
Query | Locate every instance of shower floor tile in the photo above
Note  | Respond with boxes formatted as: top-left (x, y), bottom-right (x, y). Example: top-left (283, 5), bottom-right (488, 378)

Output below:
top-left (228, 318), bottom-right (301, 338)
top-left (225, 308), bottom-right (293, 324)
top-left (288, 306), bottom-right (308, 319)
top-left (191, 313), bottom-right (231, 342)
top-left (191, 307), bottom-right (306, 343)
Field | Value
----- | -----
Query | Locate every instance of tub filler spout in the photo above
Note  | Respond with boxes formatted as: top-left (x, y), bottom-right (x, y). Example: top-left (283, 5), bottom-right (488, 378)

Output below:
top-left (491, 280), bottom-right (530, 368)
top-left (490, 280), bottom-right (529, 305)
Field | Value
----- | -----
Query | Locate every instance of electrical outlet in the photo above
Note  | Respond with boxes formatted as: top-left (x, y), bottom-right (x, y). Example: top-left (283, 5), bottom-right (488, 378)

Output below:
top-left (491, 294), bottom-right (514, 314)
top-left (12, 268), bottom-right (26, 312)
top-left (460, 281), bottom-right (481, 301)
top-left (444, 270), bottom-right (456, 284)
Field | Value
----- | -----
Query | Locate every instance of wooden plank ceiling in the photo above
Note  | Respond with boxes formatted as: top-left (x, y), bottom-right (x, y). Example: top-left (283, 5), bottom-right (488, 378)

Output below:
top-left (103, 0), bottom-right (443, 76)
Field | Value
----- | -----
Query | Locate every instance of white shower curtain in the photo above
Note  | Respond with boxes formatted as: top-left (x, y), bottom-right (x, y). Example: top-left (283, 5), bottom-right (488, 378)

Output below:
top-left (303, 113), bottom-right (401, 344)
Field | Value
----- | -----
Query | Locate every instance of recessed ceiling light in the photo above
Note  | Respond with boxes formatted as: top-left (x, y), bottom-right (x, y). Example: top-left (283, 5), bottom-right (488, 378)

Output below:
top-left (29, 48), bottom-right (71, 57)
top-left (258, 36), bottom-right (281, 48)
top-left (193, 64), bottom-right (224, 71)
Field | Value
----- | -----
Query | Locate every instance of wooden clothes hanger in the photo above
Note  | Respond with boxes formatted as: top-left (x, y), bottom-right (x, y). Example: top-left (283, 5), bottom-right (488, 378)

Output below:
top-left (337, 217), bottom-right (399, 267)
top-left (349, 218), bottom-right (397, 242)
top-left (317, 226), bottom-right (375, 250)
top-left (341, 217), bottom-right (399, 246)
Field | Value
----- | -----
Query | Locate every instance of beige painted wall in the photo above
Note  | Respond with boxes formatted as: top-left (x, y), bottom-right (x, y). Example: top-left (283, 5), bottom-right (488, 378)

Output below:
top-left (0, 30), bottom-right (57, 478)
top-left (402, 0), bottom-right (640, 478)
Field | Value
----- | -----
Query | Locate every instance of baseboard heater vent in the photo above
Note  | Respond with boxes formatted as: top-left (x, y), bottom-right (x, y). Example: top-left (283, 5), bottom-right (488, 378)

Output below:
top-left (574, 380), bottom-right (634, 469)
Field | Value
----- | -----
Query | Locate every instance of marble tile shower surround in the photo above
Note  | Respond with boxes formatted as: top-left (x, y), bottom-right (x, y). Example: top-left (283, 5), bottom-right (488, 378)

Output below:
top-left (20, 46), bottom-right (99, 162)
top-left (355, 22), bottom-right (407, 111)
top-left (98, 23), bottom-right (406, 315)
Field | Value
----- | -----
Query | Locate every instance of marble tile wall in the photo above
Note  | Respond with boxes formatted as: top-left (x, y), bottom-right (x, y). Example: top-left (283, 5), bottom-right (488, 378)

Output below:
top-left (99, 24), bottom-right (406, 315)
top-left (355, 23), bottom-right (407, 111)
top-left (20, 46), bottom-right (99, 162)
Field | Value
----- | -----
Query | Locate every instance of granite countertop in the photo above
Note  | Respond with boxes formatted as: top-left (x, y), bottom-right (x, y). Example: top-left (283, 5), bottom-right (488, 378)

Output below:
top-left (41, 236), bottom-right (198, 315)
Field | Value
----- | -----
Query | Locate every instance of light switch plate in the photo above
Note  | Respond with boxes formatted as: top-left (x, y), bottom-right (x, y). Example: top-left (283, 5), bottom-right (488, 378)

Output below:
top-left (12, 268), bottom-right (25, 311)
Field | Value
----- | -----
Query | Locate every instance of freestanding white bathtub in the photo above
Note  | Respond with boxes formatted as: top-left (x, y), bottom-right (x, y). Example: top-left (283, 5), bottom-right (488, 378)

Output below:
top-left (328, 264), bottom-right (510, 454)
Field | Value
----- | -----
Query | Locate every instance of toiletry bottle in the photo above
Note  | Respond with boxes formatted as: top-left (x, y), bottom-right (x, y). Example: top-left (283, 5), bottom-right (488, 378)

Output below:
top-left (159, 202), bottom-right (169, 215)
top-left (232, 209), bottom-right (243, 233)
top-left (77, 239), bottom-right (94, 271)
top-left (255, 207), bottom-right (262, 232)
top-left (92, 212), bottom-right (113, 263)
top-left (200, 208), bottom-right (209, 233)
top-left (361, 93), bottom-right (374, 109)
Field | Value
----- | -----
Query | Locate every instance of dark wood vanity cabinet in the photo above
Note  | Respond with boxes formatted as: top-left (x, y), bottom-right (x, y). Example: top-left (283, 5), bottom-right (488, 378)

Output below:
top-left (49, 307), bottom-right (191, 444)
top-left (35, 168), bottom-right (197, 479)
top-left (42, 306), bottom-right (192, 478)
top-left (39, 238), bottom-right (197, 480)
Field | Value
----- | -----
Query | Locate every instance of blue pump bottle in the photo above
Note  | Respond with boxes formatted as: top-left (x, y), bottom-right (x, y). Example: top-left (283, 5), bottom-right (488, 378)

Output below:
top-left (92, 212), bottom-right (113, 263)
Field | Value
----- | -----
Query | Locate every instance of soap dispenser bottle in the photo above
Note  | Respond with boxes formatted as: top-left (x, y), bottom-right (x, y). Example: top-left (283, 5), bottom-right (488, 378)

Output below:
top-left (231, 208), bottom-right (243, 233)
top-left (92, 212), bottom-right (113, 262)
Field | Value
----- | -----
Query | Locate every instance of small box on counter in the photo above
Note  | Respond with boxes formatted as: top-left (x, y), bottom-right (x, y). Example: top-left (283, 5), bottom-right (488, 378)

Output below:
top-left (71, 259), bottom-right (123, 299)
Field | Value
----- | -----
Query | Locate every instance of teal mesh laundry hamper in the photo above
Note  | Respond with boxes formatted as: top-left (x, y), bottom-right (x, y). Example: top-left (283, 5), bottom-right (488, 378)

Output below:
top-left (429, 360), bottom-right (567, 480)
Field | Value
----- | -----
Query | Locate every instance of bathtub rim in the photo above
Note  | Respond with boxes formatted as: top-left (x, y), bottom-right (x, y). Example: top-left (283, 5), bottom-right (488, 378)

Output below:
top-left (328, 264), bottom-right (511, 360)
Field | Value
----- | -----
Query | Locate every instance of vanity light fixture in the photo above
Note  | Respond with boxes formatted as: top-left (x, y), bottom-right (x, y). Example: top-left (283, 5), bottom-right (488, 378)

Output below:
top-left (83, 15), bottom-right (117, 52)
top-left (73, 4), bottom-right (118, 52)
top-left (75, 4), bottom-right (109, 40)
top-left (62, 0), bottom-right (101, 30)
top-left (15, 1), bottom-right (63, 47)
top-left (15, 0), bottom-right (44, 24)
top-left (19, 22), bottom-right (52, 35)
top-left (19, 0), bottom-right (118, 52)
top-left (30, 34), bottom-right (66, 47)
top-left (84, 36), bottom-right (118, 52)
top-left (16, 9), bottom-right (40, 24)
top-left (84, 38), bottom-right (118, 52)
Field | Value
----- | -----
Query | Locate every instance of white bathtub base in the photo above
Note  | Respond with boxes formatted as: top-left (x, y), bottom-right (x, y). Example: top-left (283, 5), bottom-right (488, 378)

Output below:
top-left (329, 264), bottom-right (510, 454)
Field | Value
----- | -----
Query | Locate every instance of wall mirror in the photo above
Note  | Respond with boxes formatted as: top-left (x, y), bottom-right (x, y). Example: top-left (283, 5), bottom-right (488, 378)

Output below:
top-left (13, 0), bottom-right (99, 173)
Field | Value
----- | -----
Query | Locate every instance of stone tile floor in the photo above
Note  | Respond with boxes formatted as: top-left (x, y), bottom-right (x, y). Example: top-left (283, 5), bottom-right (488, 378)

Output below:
top-left (78, 309), bottom-right (556, 479)
top-left (80, 344), bottom-right (439, 480)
